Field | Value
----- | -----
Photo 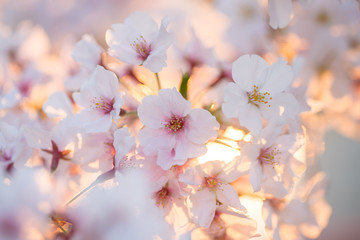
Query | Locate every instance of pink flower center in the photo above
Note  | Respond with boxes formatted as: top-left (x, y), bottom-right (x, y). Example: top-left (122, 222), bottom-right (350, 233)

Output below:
top-left (0, 150), bottom-right (11, 162)
top-left (248, 85), bottom-right (272, 107)
top-left (130, 35), bottom-right (151, 61)
top-left (258, 147), bottom-right (280, 166)
top-left (204, 176), bottom-right (219, 189)
top-left (91, 97), bottom-right (114, 114)
top-left (164, 116), bottom-right (186, 133)
top-left (154, 185), bottom-right (171, 208)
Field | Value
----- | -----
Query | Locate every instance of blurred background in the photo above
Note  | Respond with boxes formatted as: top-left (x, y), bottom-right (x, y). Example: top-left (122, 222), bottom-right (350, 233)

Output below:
top-left (1, 0), bottom-right (360, 239)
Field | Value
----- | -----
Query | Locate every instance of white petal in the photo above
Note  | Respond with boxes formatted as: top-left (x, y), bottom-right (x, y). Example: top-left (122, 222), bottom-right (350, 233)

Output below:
top-left (259, 60), bottom-right (293, 94)
top-left (139, 128), bottom-right (176, 156)
top-left (72, 34), bottom-right (102, 71)
top-left (216, 183), bottom-right (245, 211)
top-left (157, 88), bottom-right (192, 118)
top-left (232, 54), bottom-right (268, 92)
top-left (222, 82), bottom-right (248, 119)
top-left (189, 189), bottom-right (217, 228)
top-left (138, 95), bottom-right (168, 129)
top-left (142, 53), bottom-right (167, 73)
top-left (113, 128), bottom-right (135, 168)
top-left (249, 160), bottom-right (262, 192)
top-left (23, 127), bottom-right (51, 149)
top-left (179, 167), bottom-right (204, 186)
top-left (238, 103), bottom-right (262, 136)
top-left (92, 66), bottom-right (119, 98)
top-left (174, 133), bottom-right (207, 160)
top-left (268, 0), bottom-right (293, 29)
top-left (42, 91), bottom-right (73, 119)
top-left (185, 108), bottom-right (219, 144)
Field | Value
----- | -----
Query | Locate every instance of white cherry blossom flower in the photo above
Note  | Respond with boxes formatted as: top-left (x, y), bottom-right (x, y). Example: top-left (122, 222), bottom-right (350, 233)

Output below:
top-left (222, 54), bottom-right (299, 136)
top-left (179, 160), bottom-right (246, 228)
top-left (138, 88), bottom-right (219, 170)
top-left (236, 126), bottom-right (305, 198)
top-left (106, 12), bottom-right (172, 73)
top-left (71, 66), bottom-right (123, 133)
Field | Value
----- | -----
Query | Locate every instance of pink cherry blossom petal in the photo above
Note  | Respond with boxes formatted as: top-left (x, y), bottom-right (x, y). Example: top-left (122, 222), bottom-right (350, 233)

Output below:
top-left (185, 108), bottom-right (219, 145)
top-left (189, 189), bottom-right (217, 228)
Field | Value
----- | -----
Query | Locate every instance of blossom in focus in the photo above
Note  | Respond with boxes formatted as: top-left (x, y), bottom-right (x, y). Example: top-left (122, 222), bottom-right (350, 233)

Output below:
top-left (106, 12), bottom-right (172, 73)
top-left (138, 87), bottom-right (219, 170)
top-left (222, 54), bottom-right (299, 136)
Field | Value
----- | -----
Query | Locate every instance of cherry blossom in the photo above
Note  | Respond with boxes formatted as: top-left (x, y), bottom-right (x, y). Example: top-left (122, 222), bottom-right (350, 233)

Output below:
top-left (236, 126), bottom-right (305, 198)
top-left (179, 160), bottom-right (246, 228)
top-left (70, 65), bottom-right (123, 133)
top-left (138, 87), bottom-right (219, 170)
top-left (106, 11), bottom-right (172, 73)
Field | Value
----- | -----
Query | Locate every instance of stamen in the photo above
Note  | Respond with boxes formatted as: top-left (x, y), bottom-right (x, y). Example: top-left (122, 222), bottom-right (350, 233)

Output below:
top-left (130, 35), bottom-right (151, 61)
top-left (154, 185), bottom-right (170, 208)
top-left (164, 116), bottom-right (186, 133)
top-left (204, 176), bottom-right (219, 189)
top-left (247, 85), bottom-right (272, 107)
top-left (258, 147), bottom-right (280, 166)
top-left (91, 97), bottom-right (114, 114)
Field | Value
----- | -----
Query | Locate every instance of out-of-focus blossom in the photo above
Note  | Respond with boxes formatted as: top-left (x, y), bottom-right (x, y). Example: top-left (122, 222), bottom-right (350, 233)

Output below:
top-left (0, 167), bottom-right (54, 240)
top-left (71, 66), bottom-right (123, 133)
top-left (0, 121), bottom-right (31, 172)
top-left (236, 126), bottom-right (305, 198)
top-left (191, 205), bottom-right (258, 240)
top-left (180, 160), bottom-right (246, 227)
top-left (268, 0), bottom-right (293, 29)
top-left (66, 170), bottom-right (172, 240)
top-left (262, 172), bottom-right (332, 240)
top-left (65, 34), bottom-right (103, 91)
top-left (106, 11), bottom-right (172, 73)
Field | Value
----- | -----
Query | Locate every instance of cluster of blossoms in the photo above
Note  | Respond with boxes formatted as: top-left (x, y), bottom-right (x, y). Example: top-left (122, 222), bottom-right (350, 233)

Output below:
top-left (0, 0), bottom-right (359, 239)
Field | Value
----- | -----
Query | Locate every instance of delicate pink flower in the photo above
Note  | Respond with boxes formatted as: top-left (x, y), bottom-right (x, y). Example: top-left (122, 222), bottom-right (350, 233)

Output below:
top-left (262, 172), bottom-right (331, 240)
top-left (106, 12), bottom-right (172, 73)
top-left (236, 126), bottom-right (305, 198)
top-left (65, 34), bottom-right (103, 91)
top-left (179, 160), bottom-right (246, 228)
top-left (222, 54), bottom-right (299, 136)
top-left (71, 66), bottom-right (123, 133)
top-left (191, 205), bottom-right (258, 240)
top-left (0, 121), bottom-right (32, 172)
top-left (138, 88), bottom-right (219, 170)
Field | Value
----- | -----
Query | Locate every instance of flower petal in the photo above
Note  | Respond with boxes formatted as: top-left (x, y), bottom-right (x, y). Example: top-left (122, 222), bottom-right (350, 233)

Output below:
top-left (189, 189), bottom-right (217, 228)
top-left (216, 183), bottom-right (245, 211)
top-left (185, 108), bottom-right (219, 145)
top-left (232, 54), bottom-right (268, 92)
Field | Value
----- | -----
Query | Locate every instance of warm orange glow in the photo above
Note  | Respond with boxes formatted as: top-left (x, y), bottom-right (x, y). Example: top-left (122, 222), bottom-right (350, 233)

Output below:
top-left (199, 142), bottom-right (239, 164)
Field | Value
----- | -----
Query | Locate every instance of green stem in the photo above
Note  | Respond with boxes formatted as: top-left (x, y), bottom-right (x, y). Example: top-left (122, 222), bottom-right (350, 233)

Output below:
top-left (155, 73), bottom-right (162, 90)
top-left (125, 111), bottom-right (138, 116)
